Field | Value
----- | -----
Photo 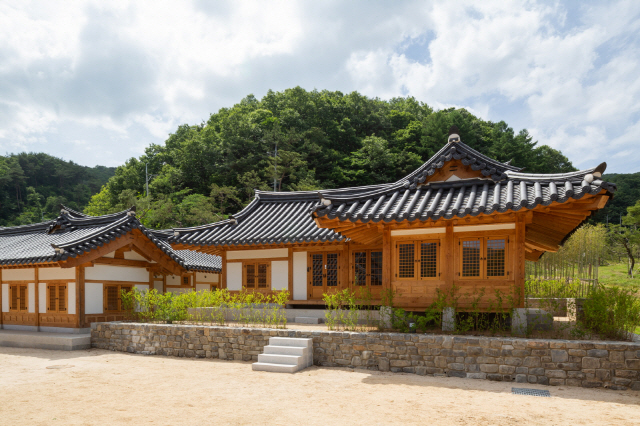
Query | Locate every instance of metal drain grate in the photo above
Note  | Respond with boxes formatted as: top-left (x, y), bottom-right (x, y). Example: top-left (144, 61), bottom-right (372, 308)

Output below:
top-left (512, 388), bottom-right (551, 397)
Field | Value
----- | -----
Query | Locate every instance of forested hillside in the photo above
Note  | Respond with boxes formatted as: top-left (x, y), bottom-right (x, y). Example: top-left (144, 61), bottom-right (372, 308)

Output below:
top-left (0, 153), bottom-right (115, 226)
top-left (85, 87), bottom-right (578, 229)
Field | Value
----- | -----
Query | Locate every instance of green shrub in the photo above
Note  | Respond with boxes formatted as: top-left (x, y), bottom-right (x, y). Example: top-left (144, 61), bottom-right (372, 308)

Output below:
top-left (581, 286), bottom-right (640, 340)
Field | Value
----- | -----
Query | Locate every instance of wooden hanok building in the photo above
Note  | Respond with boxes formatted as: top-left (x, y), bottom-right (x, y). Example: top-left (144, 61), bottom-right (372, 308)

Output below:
top-left (169, 130), bottom-right (616, 310)
top-left (0, 208), bottom-right (220, 332)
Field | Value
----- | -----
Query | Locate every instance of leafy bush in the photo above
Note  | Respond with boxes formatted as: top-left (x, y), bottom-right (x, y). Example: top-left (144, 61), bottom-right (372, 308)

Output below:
top-left (322, 288), bottom-right (376, 331)
top-left (580, 286), bottom-right (640, 340)
top-left (122, 288), bottom-right (290, 328)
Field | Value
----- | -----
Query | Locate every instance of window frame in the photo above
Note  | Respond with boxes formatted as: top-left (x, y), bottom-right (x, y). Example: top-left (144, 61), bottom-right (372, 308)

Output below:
top-left (394, 239), bottom-right (440, 281)
top-left (458, 235), bottom-right (510, 280)
top-left (46, 283), bottom-right (68, 314)
top-left (103, 284), bottom-right (133, 313)
top-left (352, 249), bottom-right (383, 288)
top-left (8, 284), bottom-right (29, 313)
top-left (242, 261), bottom-right (271, 290)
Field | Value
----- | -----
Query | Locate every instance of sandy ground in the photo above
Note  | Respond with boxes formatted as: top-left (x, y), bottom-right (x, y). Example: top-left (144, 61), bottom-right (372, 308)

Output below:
top-left (1, 348), bottom-right (639, 425)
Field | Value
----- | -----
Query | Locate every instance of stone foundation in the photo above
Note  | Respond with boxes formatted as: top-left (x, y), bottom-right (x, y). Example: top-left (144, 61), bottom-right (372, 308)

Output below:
top-left (91, 322), bottom-right (640, 391)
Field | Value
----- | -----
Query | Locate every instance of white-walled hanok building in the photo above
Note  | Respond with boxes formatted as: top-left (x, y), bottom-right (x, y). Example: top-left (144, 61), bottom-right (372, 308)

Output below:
top-left (0, 208), bottom-right (220, 332)
top-left (169, 129), bottom-right (616, 310)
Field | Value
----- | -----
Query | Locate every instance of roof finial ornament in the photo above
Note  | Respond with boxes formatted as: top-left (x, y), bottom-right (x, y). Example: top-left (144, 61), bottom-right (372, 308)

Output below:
top-left (448, 126), bottom-right (461, 143)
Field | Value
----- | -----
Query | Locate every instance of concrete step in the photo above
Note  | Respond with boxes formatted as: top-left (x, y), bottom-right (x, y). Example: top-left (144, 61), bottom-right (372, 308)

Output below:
top-left (268, 337), bottom-right (313, 348)
top-left (294, 317), bottom-right (321, 324)
top-left (252, 362), bottom-right (300, 373)
top-left (264, 345), bottom-right (308, 356)
top-left (0, 330), bottom-right (91, 351)
top-left (258, 353), bottom-right (304, 366)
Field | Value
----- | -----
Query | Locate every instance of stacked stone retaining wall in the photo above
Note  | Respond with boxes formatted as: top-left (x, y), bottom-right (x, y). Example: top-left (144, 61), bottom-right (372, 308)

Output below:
top-left (91, 322), bottom-right (640, 391)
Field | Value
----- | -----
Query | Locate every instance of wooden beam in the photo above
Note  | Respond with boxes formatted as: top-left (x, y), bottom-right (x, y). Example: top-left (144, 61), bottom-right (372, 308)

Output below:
top-left (288, 247), bottom-right (293, 296)
top-left (58, 236), bottom-right (135, 268)
top-left (221, 250), bottom-right (227, 290)
top-left (514, 215), bottom-right (526, 307)
top-left (35, 267), bottom-right (39, 328)
top-left (131, 245), bottom-right (153, 262)
top-left (93, 257), bottom-right (151, 268)
top-left (382, 226), bottom-right (391, 292)
top-left (443, 222), bottom-right (454, 294)
top-left (524, 239), bottom-right (558, 253)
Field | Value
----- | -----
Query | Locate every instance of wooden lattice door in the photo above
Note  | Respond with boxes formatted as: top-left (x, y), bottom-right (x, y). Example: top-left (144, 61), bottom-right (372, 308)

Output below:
top-left (307, 252), bottom-right (340, 299)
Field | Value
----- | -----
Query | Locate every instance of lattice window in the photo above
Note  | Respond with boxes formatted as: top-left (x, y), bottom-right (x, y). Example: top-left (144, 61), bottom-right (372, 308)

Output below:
top-left (19, 285), bottom-right (27, 311)
top-left (326, 253), bottom-right (338, 287)
top-left (257, 264), bottom-right (268, 288)
top-left (312, 254), bottom-right (323, 287)
top-left (486, 239), bottom-right (506, 277)
top-left (398, 243), bottom-right (415, 278)
top-left (245, 264), bottom-right (256, 288)
top-left (370, 251), bottom-right (383, 286)
top-left (10, 285), bottom-right (18, 311)
top-left (106, 285), bottom-right (119, 311)
top-left (354, 252), bottom-right (367, 286)
top-left (419, 242), bottom-right (438, 278)
top-left (49, 285), bottom-right (57, 312)
top-left (105, 284), bottom-right (131, 312)
top-left (58, 285), bottom-right (67, 312)
top-left (462, 240), bottom-right (481, 277)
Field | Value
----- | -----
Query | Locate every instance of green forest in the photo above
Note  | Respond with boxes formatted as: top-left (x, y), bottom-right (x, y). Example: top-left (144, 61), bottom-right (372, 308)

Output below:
top-left (1, 87), bottom-right (638, 230)
top-left (0, 153), bottom-right (115, 226)
top-left (82, 87), bottom-right (585, 229)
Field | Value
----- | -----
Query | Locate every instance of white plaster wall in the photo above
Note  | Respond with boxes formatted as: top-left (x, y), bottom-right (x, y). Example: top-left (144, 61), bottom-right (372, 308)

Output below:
top-left (195, 272), bottom-right (218, 283)
top-left (39, 282), bottom-right (46, 313)
top-left (226, 248), bottom-right (287, 260)
top-left (67, 282), bottom-right (76, 315)
top-left (166, 275), bottom-right (181, 286)
top-left (124, 251), bottom-right (147, 261)
top-left (85, 283), bottom-right (103, 315)
top-left (103, 252), bottom-right (114, 258)
top-left (2, 284), bottom-right (8, 312)
top-left (153, 281), bottom-right (164, 291)
top-left (28, 283), bottom-right (35, 313)
top-left (195, 284), bottom-right (210, 292)
top-left (227, 262), bottom-right (242, 291)
top-left (293, 252), bottom-right (307, 300)
top-left (3, 268), bottom-right (35, 281)
top-left (135, 284), bottom-right (149, 292)
top-left (271, 261), bottom-right (288, 291)
top-left (39, 267), bottom-right (75, 280)
top-left (85, 265), bottom-right (149, 282)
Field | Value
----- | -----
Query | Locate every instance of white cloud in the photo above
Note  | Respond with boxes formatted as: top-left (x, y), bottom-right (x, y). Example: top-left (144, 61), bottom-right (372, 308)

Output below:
top-left (0, 0), bottom-right (638, 173)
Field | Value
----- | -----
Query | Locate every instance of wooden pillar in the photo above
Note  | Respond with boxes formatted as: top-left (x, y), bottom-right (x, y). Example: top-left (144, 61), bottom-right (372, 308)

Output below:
top-left (76, 266), bottom-right (86, 328)
top-left (287, 247), bottom-right (293, 297)
top-left (382, 226), bottom-right (391, 291)
top-left (0, 269), bottom-right (3, 328)
top-left (514, 215), bottom-right (526, 308)
top-left (35, 267), bottom-right (40, 328)
top-left (443, 222), bottom-right (455, 292)
top-left (220, 251), bottom-right (227, 290)
top-left (341, 243), bottom-right (349, 291)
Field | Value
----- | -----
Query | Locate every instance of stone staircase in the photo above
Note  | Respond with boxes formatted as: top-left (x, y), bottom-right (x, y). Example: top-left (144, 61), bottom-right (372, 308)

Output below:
top-left (252, 337), bottom-right (313, 373)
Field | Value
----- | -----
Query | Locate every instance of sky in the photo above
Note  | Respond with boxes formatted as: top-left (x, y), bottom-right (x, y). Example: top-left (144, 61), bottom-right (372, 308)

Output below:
top-left (1, 0), bottom-right (639, 173)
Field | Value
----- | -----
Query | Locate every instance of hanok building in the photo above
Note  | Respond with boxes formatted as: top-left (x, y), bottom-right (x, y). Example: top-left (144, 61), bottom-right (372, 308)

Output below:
top-left (169, 129), bottom-right (616, 310)
top-left (0, 208), bottom-right (220, 332)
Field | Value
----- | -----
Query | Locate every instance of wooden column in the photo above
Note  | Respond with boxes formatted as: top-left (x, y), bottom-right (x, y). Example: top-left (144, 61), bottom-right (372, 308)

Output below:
top-left (514, 215), bottom-right (526, 307)
top-left (443, 222), bottom-right (455, 292)
top-left (76, 266), bottom-right (86, 328)
top-left (287, 247), bottom-right (293, 297)
top-left (220, 251), bottom-right (227, 290)
top-left (341, 243), bottom-right (349, 290)
top-left (0, 269), bottom-right (3, 328)
top-left (35, 267), bottom-right (40, 328)
top-left (382, 226), bottom-right (391, 291)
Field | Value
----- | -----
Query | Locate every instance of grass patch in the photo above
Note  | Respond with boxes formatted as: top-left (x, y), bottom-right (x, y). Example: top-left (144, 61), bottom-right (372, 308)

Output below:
top-left (598, 263), bottom-right (640, 288)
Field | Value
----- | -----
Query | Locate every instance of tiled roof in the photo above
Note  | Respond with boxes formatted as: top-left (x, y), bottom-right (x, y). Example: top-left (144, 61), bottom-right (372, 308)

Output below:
top-left (0, 208), bottom-right (221, 272)
top-left (169, 139), bottom-right (616, 249)
top-left (171, 192), bottom-right (344, 247)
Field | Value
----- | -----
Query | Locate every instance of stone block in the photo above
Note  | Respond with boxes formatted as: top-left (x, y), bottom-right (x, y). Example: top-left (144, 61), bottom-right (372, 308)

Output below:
top-left (630, 381), bottom-right (640, 391)
top-left (551, 349), bottom-right (569, 363)
top-left (595, 369), bottom-right (611, 381)
top-left (625, 359), bottom-right (640, 369)
top-left (499, 365), bottom-right (516, 374)
top-left (582, 357), bottom-right (600, 369)
top-left (487, 374), bottom-right (503, 381)
top-left (523, 356), bottom-right (541, 368)
top-left (480, 364), bottom-right (499, 373)
top-left (549, 378), bottom-right (565, 386)
top-left (442, 308), bottom-right (455, 332)
top-left (587, 349), bottom-right (609, 358)
top-left (378, 358), bottom-right (390, 372)
top-left (515, 367), bottom-right (528, 374)
top-left (545, 370), bottom-right (567, 379)
top-left (468, 373), bottom-right (487, 380)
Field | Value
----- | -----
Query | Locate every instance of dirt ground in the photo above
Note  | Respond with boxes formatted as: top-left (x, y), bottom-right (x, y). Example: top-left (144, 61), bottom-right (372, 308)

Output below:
top-left (0, 347), bottom-right (639, 426)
